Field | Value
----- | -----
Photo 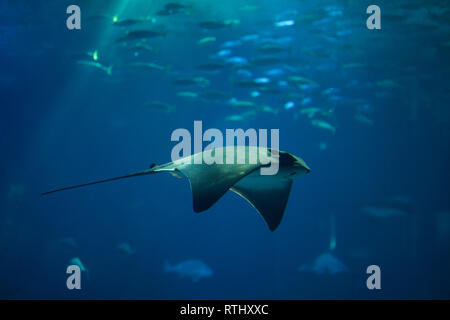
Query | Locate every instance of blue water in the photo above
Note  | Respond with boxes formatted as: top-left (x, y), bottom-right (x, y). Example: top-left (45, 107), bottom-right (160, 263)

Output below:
top-left (1, 0), bottom-right (449, 299)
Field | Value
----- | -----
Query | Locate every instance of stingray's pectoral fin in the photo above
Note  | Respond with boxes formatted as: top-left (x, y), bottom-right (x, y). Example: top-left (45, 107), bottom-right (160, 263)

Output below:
top-left (231, 178), bottom-right (293, 231)
top-left (176, 163), bottom-right (261, 213)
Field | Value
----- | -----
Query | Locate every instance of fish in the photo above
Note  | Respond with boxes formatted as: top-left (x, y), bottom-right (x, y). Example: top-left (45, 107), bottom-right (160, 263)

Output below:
top-left (284, 101), bottom-right (295, 110)
top-left (156, 3), bottom-right (191, 16)
top-left (354, 113), bottom-right (374, 126)
top-left (311, 119), bottom-right (336, 134)
top-left (123, 62), bottom-right (170, 72)
top-left (288, 76), bottom-right (317, 85)
top-left (176, 91), bottom-right (199, 98)
top-left (76, 60), bottom-right (112, 75)
top-left (298, 252), bottom-right (348, 275)
top-left (221, 40), bottom-right (242, 48)
top-left (164, 259), bottom-right (213, 282)
top-left (228, 98), bottom-right (256, 108)
top-left (225, 56), bottom-right (249, 66)
top-left (300, 107), bottom-right (321, 118)
top-left (257, 44), bottom-right (289, 54)
top-left (171, 77), bottom-right (210, 87)
top-left (116, 29), bottom-right (166, 43)
top-left (69, 257), bottom-right (87, 272)
top-left (274, 20), bottom-right (295, 27)
top-left (112, 18), bottom-right (150, 27)
top-left (129, 43), bottom-right (154, 54)
top-left (197, 37), bottom-right (216, 45)
top-left (117, 242), bottom-right (135, 255)
top-left (42, 146), bottom-right (311, 231)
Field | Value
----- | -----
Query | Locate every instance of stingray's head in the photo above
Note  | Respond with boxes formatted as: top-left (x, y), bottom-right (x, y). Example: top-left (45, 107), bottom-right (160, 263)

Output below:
top-left (277, 151), bottom-right (311, 178)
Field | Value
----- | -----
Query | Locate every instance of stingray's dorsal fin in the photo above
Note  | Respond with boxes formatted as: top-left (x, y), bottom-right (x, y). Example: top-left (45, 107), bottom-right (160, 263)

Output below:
top-left (230, 176), bottom-right (293, 231)
top-left (176, 162), bottom-right (261, 212)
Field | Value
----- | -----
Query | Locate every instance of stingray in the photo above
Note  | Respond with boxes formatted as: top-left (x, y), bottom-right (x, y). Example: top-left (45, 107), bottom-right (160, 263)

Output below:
top-left (42, 146), bottom-right (310, 231)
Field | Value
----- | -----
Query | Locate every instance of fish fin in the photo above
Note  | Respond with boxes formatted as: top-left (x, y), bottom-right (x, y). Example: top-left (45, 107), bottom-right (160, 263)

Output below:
top-left (230, 177), bottom-right (293, 231)
top-left (175, 153), bottom-right (262, 212)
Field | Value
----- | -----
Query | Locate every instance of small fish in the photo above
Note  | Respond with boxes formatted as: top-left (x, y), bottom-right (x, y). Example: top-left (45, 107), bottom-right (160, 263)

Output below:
top-left (176, 91), bottom-right (199, 98)
top-left (221, 40), bottom-right (242, 48)
top-left (229, 98), bottom-right (256, 108)
top-left (171, 77), bottom-right (210, 87)
top-left (156, 3), bottom-right (191, 16)
top-left (235, 69), bottom-right (253, 78)
top-left (354, 113), bottom-right (374, 126)
top-left (274, 19), bottom-right (295, 27)
top-left (76, 60), bottom-right (112, 75)
top-left (116, 29), bottom-right (166, 43)
top-left (258, 44), bottom-right (289, 54)
top-left (284, 101), bottom-right (295, 110)
top-left (225, 114), bottom-right (245, 121)
top-left (215, 49), bottom-right (232, 57)
top-left (197, 37), bottom-right (216, 45)
top-left (265, 68), bottom-right (284, 76)
top-left (225, 56), bottom-right (249, 66)
top-left (289, 76), bottom-right (317, 85)
top-left (300, 107), bottom-right (321, 118)
top-left (254, 77), bottom-right (270, 84)
top-left (298, 252), bottom-right (348, 275)
top-left (112, 18), bottom-right (149, 27)
top-left (198, 21), bottom-right (230, 30)
top-left (260, 105), bottom-right (278, 114)
top-left (321, 88), bottom-right (340, 95)
top-left (69, 257), bottom-right (87, 272)
top-left (124, 62), bottom-right (170, 72)
top-left (164, 259), bottom-right (213, 282)
top-left (301, 97), bottom-right (312, 106)
top-left (311, 119), bottom-right (336, 134)
top-left (225, 110), bottom-right (257, 121)
top-left (241, 34), bottom-right (259, 42)
top-left (130, 43), bottom-right (154, 54)
top-left (117, 242), bottom-right (135, 255)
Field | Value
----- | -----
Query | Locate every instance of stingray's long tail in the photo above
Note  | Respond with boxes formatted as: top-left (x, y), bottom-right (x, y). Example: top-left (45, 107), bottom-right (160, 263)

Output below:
top-left (42, 167), bottom-right (156, 196)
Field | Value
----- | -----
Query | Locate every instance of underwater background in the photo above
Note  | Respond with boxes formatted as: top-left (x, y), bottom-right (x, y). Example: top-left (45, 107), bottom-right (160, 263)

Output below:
top-left (1, 0), bottom-right (449, 299)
